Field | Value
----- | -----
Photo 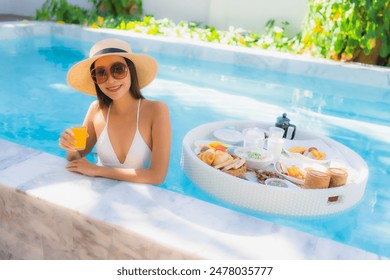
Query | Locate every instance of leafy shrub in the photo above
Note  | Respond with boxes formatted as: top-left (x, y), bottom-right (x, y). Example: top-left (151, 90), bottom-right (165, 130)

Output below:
top-left (88, 0), bottom-right (143, 17)
top-left (35, 0), bottom-right (88, 24)
top-left (35, 0), bottom-right (389, 66)
top-left (300, 0), bottom-right (389, 66)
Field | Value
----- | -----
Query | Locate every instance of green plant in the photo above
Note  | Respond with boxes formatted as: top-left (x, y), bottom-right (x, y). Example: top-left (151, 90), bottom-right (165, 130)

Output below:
top-left (254, 20), bottom-right (299, 52)
top-left (88, 0), bottom-right (143, 17)
top-left (34, 0), bottom-right (389, 67)
top-left (300, 0), bottom-right (390, 65)
top-left (35, 0), bottom-right (88, 24)
top-left (109, 16), bottom-right (295, 50)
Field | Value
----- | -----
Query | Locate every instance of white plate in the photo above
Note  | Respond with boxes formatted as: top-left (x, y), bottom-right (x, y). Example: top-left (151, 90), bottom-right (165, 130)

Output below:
top-left (283, 139), bottom-right (334, 164)
top-left (274, 158), bottom-right (327, 185)
top-left (213, 129), bottom-right (244, 144)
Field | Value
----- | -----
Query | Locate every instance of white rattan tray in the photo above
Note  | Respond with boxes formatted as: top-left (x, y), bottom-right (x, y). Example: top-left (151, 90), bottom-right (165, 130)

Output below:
top-left (181, 121), bottom-right (368, 216)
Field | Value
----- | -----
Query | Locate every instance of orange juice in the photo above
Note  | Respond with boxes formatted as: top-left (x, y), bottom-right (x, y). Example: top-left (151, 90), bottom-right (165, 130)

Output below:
top-left (71, 127), bottom-right (87, 150)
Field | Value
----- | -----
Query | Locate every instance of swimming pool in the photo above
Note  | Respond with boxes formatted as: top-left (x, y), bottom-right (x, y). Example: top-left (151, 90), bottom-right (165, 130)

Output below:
top-left (0, 26), bottom-right (389, 258)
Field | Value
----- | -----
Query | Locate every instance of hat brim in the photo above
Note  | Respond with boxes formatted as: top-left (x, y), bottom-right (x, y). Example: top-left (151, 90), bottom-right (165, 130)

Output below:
top-left (67, 52), bottom-right (158, 96)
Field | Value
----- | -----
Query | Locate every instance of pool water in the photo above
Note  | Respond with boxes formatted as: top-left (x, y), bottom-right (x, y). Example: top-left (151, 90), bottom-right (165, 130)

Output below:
top-left (1, 36), bottom-right (389, 258)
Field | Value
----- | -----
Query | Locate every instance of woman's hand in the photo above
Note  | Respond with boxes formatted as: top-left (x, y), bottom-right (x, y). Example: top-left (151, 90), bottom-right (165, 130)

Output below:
top-left (59, 128), bottom-right (78, 152)
top-left (66, 158), bottom-right (98, 177)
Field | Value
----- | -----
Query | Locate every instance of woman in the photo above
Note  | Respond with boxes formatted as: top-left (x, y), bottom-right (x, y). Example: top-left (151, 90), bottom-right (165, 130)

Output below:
top-left (59, 38), bottom-right (171, 184)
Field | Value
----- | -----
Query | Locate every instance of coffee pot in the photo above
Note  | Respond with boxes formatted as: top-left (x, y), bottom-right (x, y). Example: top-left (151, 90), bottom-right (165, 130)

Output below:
top-left (275, 113), bottom-right (296, 139)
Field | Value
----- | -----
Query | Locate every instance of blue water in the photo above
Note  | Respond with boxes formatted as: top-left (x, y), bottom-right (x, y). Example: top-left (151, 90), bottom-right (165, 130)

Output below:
top-left (1, 36), bottom-right (389, 258)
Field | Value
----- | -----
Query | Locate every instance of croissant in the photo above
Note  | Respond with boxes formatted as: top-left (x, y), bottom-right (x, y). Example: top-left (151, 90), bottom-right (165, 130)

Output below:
top-left (212, 150), bottom-right (232, 166)
top-left (198, 148), bottom-right (216, 165)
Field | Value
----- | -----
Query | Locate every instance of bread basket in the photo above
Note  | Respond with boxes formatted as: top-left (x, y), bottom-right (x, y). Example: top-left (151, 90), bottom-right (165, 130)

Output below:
top-left (222, 154), bottom-right (247, 177)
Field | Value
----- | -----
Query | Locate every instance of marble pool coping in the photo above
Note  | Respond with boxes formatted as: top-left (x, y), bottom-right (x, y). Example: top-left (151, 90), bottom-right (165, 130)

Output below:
top-left (0, 21), bottom-right (388, 259)
top-left (0, 140), bottom-right (386, 260)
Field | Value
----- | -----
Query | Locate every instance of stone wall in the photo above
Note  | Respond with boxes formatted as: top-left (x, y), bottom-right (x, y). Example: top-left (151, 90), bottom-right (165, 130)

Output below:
top-left (0, 184), bottom-right (195, 260)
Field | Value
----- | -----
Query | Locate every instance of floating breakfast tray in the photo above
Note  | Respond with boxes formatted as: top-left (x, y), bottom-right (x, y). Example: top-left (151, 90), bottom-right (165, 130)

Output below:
top-left (181, 121), bottom-right (368, 216)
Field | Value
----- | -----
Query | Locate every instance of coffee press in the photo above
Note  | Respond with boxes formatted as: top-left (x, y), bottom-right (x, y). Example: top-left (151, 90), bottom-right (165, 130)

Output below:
top-left (275, 113), bottom-right (296, 139)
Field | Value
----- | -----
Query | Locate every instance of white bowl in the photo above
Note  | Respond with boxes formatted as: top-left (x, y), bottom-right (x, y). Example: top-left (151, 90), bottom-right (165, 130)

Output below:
top-left (264, 178), bottom-right (289, 188)
top-left (234, 147), bottom-right (273, 170)
top-left (264, 178), bottom-right (301, 190)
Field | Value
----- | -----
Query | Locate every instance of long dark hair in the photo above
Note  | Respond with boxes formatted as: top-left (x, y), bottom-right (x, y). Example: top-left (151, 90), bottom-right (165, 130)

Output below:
top-left (91, 57), bottom-right (145, 108)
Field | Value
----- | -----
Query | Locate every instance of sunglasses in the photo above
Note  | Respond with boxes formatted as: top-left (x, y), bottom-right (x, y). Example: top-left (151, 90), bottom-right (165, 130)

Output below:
top-left (91, 62), bottom-right (128, 84)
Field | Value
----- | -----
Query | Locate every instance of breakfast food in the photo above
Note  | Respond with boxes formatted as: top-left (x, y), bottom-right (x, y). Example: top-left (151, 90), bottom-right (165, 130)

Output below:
top-left (247, 151), bottom-right (262, 160)
top-left (206, 141), bottom-right (228, 151)
top-left (276, 161), bottom-right (289, 175)
top-left (197, 148), bottom-right (216, 165)
top-left (255, 170), bottom-right (284, 184)
top-left (287, 165), bottom-right (305, 180)
top-left (327, 168), bottom-right (349, 202)
top-left (276, 161), bottom-right (305, 180)
top-left (288, 146), bottom-right (326, 160)
top-left (303, 170), bottom-right (330, 189)
top-left (197, 148), bottom-right (246, 177)
top-left (212, 150), bottom-right (233, 167)
top-left (265, 178), bottom-right (289, 188)
top-left (288, 146), bottom-right (306, 154)
top-left (306, 147), bottom-right (326, 160)
top-left (328, 168), bottom-right (348, 187)
top-left (222, 156), bottom-right (247, 176)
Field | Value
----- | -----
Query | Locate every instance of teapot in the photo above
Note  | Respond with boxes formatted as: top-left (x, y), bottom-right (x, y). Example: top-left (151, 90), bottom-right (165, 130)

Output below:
top-left (275, 113), bottom-right (296, 139)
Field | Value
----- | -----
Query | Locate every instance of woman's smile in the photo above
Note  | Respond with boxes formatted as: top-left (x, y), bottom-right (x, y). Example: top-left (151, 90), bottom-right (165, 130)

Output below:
top-left (106, 84), bottom-right (122, 92)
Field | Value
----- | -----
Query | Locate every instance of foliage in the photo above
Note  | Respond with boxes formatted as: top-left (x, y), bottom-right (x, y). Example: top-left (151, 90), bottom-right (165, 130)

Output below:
top-left (88, 0), bottom-right (143, 17)
top-left (35, 0), bottom-right (142, 24)
top-left (34, 0), bottom-right (295, 51)
top-left (101, 16), bottom-right (296, 51)
top-left (34, 0), bottom-right (389, 66)
top-left (300, 0), bottom-right (390, 65)
top-left (35, 0), bottom-right (88, 24)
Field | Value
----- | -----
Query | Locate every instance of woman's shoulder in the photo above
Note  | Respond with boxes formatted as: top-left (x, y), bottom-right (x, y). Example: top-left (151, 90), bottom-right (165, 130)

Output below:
top-left (142, 99), bottom-right (169, 114)
top-left (87, 100), bottom-right (105, 114)
top-left (88, 100), bottom-right (100, 111)
top-left (85, 100), bottom-right (105, 119)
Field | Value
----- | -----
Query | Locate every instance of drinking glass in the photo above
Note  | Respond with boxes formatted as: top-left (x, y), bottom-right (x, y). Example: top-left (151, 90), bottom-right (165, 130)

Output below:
top-left (243, 128), bottom-right (265, 148)
top-left (267, 137), bottom-right (284, 161)
top-left (268, 126), bottom-right (284, 139)
top-left (71, 126), bottom-right (87, 150)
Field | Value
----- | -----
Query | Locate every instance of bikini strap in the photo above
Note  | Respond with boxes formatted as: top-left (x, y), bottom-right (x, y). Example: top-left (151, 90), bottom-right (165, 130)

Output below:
top-left (136, 99), bottom-right (141, 130)
top-left (107, 101), bottom-right (139, 128)
top-left (106, 104), bottom-right (112, 123)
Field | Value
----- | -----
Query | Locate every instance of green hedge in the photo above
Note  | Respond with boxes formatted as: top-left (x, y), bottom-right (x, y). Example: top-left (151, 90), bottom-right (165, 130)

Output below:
top-left (35, 0), bottom-right (389, 66)
top-left (300, 0), bottom-right (389, 65)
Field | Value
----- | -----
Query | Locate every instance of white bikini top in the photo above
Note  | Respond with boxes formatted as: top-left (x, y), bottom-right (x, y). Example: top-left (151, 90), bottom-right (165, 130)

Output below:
top-left (96, 99), bottom-right (151, 169)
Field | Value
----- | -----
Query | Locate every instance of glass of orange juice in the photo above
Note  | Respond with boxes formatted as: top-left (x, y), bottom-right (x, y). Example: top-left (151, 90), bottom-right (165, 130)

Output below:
top-left (71, 126), bottom-right (87, 150)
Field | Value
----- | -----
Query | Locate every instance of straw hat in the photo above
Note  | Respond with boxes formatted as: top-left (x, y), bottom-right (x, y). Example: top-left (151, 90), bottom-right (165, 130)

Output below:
top-left (67, 38), bottom-right (158, 95)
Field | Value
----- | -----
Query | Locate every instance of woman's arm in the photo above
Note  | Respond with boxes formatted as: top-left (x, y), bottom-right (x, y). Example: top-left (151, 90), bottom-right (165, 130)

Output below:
top-left (66, 102), bottom-right (172, 184)
top-left (59, 101), bottom-right (98, 161)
